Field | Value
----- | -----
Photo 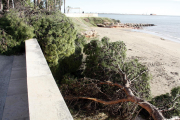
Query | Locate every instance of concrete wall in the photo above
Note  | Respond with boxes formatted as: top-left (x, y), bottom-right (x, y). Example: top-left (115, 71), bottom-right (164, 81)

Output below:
top-left (25, 39), bottom-right (73, 120)
top-left (65, 13), bottom-right (98, 17)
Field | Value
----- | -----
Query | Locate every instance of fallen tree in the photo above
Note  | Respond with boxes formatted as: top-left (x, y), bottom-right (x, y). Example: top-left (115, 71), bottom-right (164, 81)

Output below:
top-left (60, 38), bottom-right (180, 120)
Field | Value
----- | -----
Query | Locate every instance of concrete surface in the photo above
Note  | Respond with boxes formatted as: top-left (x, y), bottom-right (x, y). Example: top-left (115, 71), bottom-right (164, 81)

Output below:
top-left (65, 13), bottom-right (98, 17)
top-left (2, 54), bottom-right (29, 120)
top-left (25, 39), bottom-right (73, 120)
top-left (0, 55), bottom-right (13, 120)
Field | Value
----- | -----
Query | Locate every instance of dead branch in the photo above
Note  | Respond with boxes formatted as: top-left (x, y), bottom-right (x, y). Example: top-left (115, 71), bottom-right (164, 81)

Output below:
top-left (65, 80), bottom-right (165, 120)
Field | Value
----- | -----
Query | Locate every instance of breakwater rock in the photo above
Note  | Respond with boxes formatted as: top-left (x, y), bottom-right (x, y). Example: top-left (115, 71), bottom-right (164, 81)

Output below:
top-left (97, 22), bottom-right (156, 29)
top-left (124, 23), bottom-right (155, 27)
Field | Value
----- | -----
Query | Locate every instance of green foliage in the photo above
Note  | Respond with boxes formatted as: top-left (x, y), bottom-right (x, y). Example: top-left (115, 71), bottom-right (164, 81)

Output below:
top-left (171, 86), bottom-right (180, 98)
top-left (0, 9), bottom-right (78, 71)
top-left (151, 86), bottom-right (180, 118)
top-left (0, 10), bottom-right (35, 55)
top-left (83, 37), bottom-right (151, 100)
top-left (69, 37), bottom-right (150, 118)
top-left (51, 34), bottom-right (86, 84)
top-left (24, 0), bottom-right (34, 8)
top-left (29, 11), bottom-right (77, 67)
top-left (83, 17), bottom-right (115, 26)
top-left (0, 10), bottom-right (35, 42)
top-left (111, 19), bottom-right (121, 24)
top-left (123, 59), bottom-right (151, 99)
top-left (83, 37), bottom-right (127, 81)
top-left (0, 30), bottom-right (18, 55)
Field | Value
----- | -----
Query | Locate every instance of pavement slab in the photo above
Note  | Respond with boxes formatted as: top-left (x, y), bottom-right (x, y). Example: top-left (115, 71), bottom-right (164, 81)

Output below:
top-left (1, 54), bottom-right (29, 120)
top-left (0, 55), bottom-right (14, 120)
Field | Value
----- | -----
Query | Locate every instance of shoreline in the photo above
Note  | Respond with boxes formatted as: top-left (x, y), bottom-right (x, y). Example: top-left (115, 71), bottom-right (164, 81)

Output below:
top-left (93, 27), bottom-right (180, 97)
top-left (98, 13), bottom-right (180, 17)
top-left (132, 29), bottom-right (180, 44)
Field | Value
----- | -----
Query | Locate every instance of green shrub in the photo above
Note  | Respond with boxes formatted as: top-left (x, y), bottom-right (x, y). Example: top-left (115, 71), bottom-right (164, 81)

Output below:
top-left (0, 30), bottom-right (18, 55)
top-left (0, 10), bottom-right (35, 54)
top-left (51, 34), bottom-right (86, 83)
top-left (0, 10), bottom-right (77, 67)
top-left (112, 19), bottom-right (121, 23)
top-left (30, 11), bottom-right (77, 67)
top-left (83, 38), bottom-right (151, 99)
top-left (151, 86), bottom-right (180, 118)
top-left (83, 37), bottom-right (127, 81)
top-left (83, 17), bottom-right (115, 26)
top-left (61, 37), bottom-right (150, 118)
top-left (0, 10), bottom-right (34, 42)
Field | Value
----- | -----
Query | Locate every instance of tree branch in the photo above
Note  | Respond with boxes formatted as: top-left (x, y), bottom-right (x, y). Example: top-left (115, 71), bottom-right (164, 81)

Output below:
top-left (160, 102), bottom-right (179, 112)
top-left (130, 70), bottom-right (148, 82)
top-left (65, 96), bottom-right (129, 105)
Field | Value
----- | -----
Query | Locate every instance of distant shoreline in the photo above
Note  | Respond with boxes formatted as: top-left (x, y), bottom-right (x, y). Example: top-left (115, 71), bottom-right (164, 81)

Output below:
top-left (98, 13), bottom-right (180, 17)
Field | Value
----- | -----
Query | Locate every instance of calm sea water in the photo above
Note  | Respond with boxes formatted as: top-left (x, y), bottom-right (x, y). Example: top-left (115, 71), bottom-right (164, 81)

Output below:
top-left (99, 14), bottom-right (180, 43)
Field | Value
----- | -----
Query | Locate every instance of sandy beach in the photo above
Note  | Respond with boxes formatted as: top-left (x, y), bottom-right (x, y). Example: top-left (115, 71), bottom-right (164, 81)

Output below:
top-left (93, 27), bottom-right (180, 97)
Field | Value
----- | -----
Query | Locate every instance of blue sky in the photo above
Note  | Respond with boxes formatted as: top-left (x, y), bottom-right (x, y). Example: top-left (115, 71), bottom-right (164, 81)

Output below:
top-left (62, 0), bottom-right (180, 15)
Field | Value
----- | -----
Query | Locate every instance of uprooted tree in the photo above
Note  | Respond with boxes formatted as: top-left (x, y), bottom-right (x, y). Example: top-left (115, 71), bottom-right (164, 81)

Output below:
top-left (60, 37), bottom-right (180, 120)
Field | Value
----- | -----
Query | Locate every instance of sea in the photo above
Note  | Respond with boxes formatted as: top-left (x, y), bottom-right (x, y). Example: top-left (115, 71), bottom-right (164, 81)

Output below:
top-left (99, 14), bottom-right (180, 43)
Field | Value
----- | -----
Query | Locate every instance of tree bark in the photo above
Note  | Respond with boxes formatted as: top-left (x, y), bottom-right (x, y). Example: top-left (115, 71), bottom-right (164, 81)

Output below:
top-left (37, 0), bottom-right (40, 6)
top-left (3, 0), bottom-right (9, 12)
top-left (46, 0), bottom-right (48, 10)
top-left (34, 0), bottom-right (36, 8)
top-left (7, 0), bottom-right (9, 10)
top-left (64, 0), bottom-right (65, 13)
top-left (59, 0), bottom-right (61, 11)
top-left (54, 0), bottom-right (56, 10)
top-left (0, 0), bottom-right (2, 10)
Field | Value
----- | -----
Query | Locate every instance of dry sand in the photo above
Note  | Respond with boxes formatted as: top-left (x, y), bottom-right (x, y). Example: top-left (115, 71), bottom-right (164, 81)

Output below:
top-left (93, 27), bottom-right (180, 97)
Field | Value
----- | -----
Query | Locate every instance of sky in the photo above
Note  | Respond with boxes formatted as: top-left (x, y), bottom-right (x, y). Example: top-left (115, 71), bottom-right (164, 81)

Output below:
top-left (61, 0), bottom-right (180, 16)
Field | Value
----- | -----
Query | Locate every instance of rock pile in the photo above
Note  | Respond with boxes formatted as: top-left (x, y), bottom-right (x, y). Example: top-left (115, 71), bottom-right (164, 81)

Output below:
top-left (96, 22), bottom-right (155, 29)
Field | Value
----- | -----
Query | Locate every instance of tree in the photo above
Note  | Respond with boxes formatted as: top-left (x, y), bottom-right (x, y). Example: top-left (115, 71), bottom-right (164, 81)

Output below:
top-left (46, 0), bottom-right (48, 9)
top-left (34, 0), bottom-right (36, 8)
top-left (60, 38), bottom-right (180, 120)
top-left (2, 0), bottom-right (9, 11)
top-left (0, 0), bottom-right (2, 10)
top-left (59, 0), bottom-right (61, 11)
top-left (64, 0), bottom-right (65, 13)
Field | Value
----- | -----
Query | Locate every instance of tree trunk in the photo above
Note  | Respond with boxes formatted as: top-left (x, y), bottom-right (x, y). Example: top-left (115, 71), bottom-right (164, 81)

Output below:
top-left (34, 0), bottom-right (36, 8)
top-left (0, 0), bottom-right (2, 10)
top-left (64, 0), bottom-right (65, 13)
top-left (37, 0), bottom-right (40, 6)
top-left (3, 0), bottom-right (9, 11)
top-left (54, 0), bottom-right (56, 10)
top-left (7, 0), bottom-right (9, 10)
top-left (59, 0), bottom-right (61, 11)
top-left (11, 0), bottom-right (14, 8)
top-left (9, 0), bottom-right (12, 9)
top-left (46, 0), bottom-right (48, 9)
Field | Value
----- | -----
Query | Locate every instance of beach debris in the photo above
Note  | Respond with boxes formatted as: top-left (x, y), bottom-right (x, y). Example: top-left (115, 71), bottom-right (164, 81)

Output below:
top-left (160, 38), bottom-right (165, 40)
top-left (81, 30), bottom-right (98, 38)
top-left (170, 72), bottom-right (179, 76)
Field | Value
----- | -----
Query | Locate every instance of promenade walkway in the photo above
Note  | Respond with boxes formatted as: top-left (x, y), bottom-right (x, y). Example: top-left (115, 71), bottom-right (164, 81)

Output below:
top-left (0, 55), bottom-right (14, 120)
top-left (0, 54), bottom-right (29, 120)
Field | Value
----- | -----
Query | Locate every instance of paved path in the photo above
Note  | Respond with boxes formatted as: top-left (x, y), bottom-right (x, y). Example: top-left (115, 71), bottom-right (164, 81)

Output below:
top-left (0, 54), bottom-right (29, 120)
top-left (0, 55), bottom-right (14, 120)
